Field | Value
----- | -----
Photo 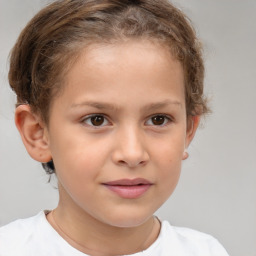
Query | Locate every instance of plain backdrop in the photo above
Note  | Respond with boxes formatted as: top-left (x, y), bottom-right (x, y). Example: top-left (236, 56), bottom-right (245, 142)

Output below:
top-left (0, 1), bottom-right (255, 255)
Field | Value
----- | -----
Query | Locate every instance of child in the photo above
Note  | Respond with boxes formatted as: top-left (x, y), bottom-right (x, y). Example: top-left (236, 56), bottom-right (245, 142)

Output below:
top-left (0, 0), bottom-right (229, 255)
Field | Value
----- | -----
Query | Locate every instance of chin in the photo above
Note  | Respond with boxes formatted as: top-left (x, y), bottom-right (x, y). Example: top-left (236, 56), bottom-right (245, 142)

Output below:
top-left (100, 209), bottom-right (154, 228)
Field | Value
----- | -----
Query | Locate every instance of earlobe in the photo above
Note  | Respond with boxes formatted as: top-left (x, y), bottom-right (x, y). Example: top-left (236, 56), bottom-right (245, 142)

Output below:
top-left (15, 105), bottom-right (52, 163)
top-left (185, 115), bottom-right (200, 149)
top-left (182, 150), bottom-right (189, 160)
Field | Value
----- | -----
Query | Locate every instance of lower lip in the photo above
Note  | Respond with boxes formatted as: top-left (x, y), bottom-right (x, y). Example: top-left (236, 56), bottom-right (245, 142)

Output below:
top-left (104, 184), bottom-right (151, 199)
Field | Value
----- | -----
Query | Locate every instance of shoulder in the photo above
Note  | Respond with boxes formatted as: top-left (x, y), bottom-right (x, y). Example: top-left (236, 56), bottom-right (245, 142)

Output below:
top-left (0, 212), bottom-right (46, 255)
top-left (159, 220), bottom-right (229, 256)
top-left (0, 212), bottom-right (42, 237)
top-left (0, 211), bottom-right (85, 256)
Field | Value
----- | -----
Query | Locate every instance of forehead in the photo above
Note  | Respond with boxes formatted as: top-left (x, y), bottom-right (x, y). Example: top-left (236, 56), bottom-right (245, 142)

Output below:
top-left (52, 40), bottom-right (185, 112)
top-left (80, 40), bottom-right (176, 66)
top-left (66, 41), bottom-right (183, 85)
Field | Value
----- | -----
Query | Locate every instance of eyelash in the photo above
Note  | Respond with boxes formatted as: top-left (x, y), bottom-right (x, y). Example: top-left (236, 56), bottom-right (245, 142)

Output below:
top-left (81, 114), bottom-right (110, 128)
top-left (81, 114), bottom-right (173, 128)
top-left (145, 114), bottom-right (173, 127)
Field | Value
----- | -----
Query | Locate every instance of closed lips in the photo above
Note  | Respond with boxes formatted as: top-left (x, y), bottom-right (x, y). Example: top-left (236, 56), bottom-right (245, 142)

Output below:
top-left (103, 178), bottom-right (153, 199)
top-left (103, 178), bottom-right (153, 186)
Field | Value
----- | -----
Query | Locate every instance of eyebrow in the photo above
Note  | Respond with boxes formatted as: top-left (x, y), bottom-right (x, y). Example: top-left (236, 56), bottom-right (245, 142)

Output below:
top-left (71, 101), bottom-right (120, 111)
top-left (70, 99), bottom-right (182, 111)
top-left (142, 99), bottom-right (182, 111)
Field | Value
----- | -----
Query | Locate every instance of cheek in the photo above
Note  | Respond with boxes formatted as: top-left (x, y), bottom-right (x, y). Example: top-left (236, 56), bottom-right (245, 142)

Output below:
top-left (151, 130), bottom-right (185, 182)
top-left (54, 139), bottom-right (108, 175)
top-left (51, 131), bottom-right (115, 190)
top-left (52, 141), bottom-right (107, 201)
top-left (155, 147), bottom-right (183, 200)
top-left (153, 131), bottom-right (185, 163)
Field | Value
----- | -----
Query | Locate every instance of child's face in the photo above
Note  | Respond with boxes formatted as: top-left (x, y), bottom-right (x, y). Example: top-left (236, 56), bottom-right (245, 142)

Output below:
top-left (44, 41), bottom-right (196, 227)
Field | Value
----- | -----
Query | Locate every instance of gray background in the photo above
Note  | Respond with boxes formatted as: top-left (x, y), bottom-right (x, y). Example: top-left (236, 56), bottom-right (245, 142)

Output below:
top-left (0, 0), bottom-right (255, 255)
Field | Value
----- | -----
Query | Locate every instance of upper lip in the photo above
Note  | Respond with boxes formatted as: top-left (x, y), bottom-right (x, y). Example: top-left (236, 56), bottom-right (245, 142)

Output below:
top-left (103, 178), bottom-right (152, 186)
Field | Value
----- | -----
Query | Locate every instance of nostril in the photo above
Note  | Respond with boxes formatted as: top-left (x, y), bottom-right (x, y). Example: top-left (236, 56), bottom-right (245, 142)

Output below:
top-left (112, 146), bottom-right (150, 168)
top-left (117, 159), bottom-right (147, 168)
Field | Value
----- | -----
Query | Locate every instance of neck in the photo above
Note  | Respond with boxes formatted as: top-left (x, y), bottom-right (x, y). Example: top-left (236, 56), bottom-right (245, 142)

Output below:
top-left (47, 193), bottom-right (160, 256)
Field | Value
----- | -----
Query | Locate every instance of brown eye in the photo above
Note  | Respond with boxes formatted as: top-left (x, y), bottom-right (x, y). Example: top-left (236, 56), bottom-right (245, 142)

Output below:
top-left (91, 116), bottom-right (104, 126)
top-left (83, 115), bottom-right (108, 127)
top-left (152, 116), bottom-right (165, 125)
top-left (146, 115), bottom-right (170, 126)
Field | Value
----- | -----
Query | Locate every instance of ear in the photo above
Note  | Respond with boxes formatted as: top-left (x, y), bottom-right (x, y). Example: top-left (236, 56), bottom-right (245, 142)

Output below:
top-left (185, 115), bottom-right (200, 149)
top-left (15, 105), bottom-right (52, 163)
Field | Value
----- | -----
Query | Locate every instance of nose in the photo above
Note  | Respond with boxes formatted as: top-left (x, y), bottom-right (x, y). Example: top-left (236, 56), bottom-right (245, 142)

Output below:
top-left (112, 126), bottom-right (149, 168)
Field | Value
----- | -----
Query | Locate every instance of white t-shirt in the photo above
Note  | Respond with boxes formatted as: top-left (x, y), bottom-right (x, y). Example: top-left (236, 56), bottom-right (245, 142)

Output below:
top-left (0, 211), bottom-right (229, 256)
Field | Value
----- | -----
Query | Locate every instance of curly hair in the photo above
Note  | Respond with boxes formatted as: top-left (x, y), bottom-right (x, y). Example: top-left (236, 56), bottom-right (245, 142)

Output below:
top-left (9, 0), bottom-right (209, 174)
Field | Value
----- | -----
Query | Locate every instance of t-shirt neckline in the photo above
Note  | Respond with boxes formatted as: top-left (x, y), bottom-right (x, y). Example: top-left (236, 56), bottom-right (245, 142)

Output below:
top-left (41, 210), bottom-right (164, 256)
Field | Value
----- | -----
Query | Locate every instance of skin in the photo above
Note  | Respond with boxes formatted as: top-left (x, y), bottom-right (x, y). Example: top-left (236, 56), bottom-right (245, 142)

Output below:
top-left (15, 40), bottom-right (200, 255)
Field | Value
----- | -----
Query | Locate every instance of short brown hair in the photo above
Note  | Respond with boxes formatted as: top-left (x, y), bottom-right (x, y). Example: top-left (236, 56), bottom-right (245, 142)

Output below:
top-left (9, 0), bottom-right (209, 173)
